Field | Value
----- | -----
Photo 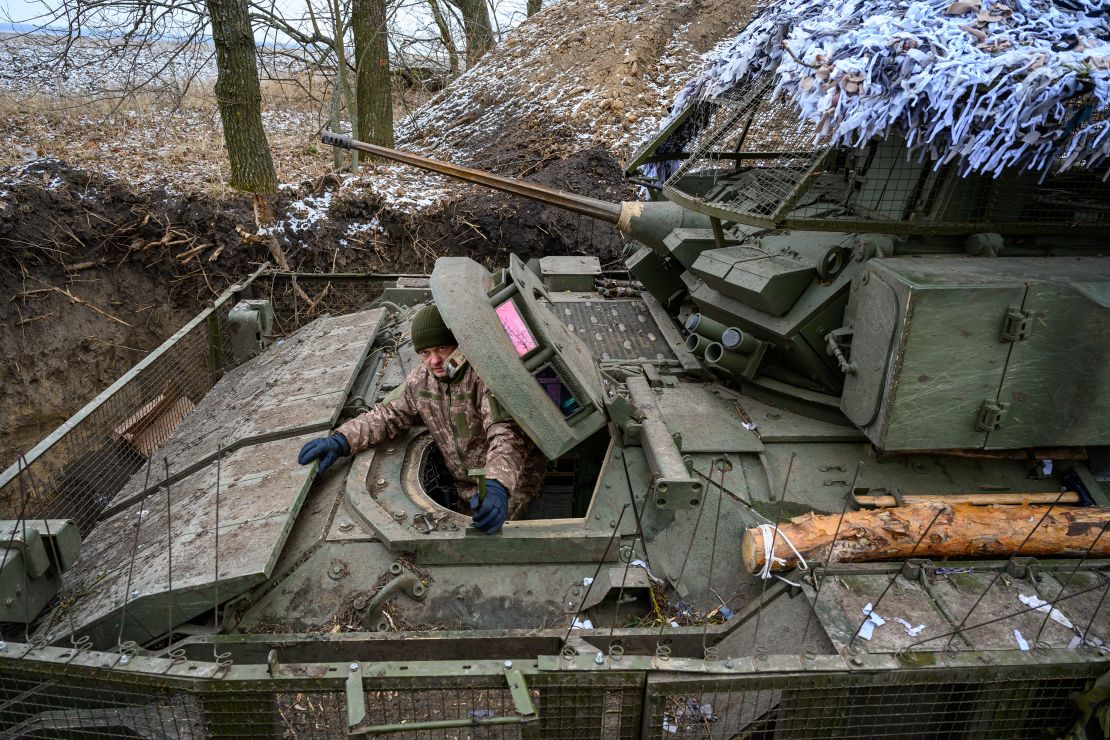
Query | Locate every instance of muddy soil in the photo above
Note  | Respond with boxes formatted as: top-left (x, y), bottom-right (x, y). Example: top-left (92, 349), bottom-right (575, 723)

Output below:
top-left (0, 144), bottom-right (631, 470)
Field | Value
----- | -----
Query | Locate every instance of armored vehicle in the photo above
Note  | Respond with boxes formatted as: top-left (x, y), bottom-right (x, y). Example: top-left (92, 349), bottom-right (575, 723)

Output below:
top-left (3, 2), bottom-right (1110, 737)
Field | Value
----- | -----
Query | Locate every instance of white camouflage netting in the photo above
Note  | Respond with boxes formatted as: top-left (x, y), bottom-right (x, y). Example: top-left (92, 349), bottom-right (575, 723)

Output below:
top-left (645, 0), bottom-right (1110, 179)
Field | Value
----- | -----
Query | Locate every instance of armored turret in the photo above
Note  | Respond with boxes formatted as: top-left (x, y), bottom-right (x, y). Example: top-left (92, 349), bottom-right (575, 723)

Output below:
top-left (322, 125), bottom-right (1110, 455)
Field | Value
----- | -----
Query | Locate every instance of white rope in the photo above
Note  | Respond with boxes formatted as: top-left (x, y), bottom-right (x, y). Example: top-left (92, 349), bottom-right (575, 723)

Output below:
top-left (756, 523), bottom-right (809, 588)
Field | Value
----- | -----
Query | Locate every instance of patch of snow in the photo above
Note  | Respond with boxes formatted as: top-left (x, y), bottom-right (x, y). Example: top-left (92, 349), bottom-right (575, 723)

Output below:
top-left (264, 189), bottom-right (333, 235)
top-left (345, 218), bottom-right (383, 235)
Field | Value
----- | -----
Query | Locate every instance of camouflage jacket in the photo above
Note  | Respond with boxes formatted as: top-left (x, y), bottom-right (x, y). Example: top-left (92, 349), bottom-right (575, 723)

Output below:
top-left (335, 362), bottom-right (536, 499)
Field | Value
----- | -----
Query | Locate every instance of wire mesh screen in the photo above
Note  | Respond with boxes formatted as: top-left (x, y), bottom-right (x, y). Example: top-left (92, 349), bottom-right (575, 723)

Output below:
top-left (658, 74), bottom-right (1110, 234)
top-left (0, 271), bottom-right (414, 537)
top-left (2, 647), bottom-right (1101, 740)
top-left (643, 666), bottom-right (1099, 739)
top-left (0, 297), bottom-right (241, 535)
top-left (360, 679), bottom-right (520, 739)
top-left (198, 689), bottom-right (346, 738)
top-left (0, 662), bottom-right (207, 738)
top-left (352, 672), bottom-right (642, 739)
top-left (272, 691), bottom-right (348, 739)
top-left (662, 74), bottom-right (825, 222)
top-left (254, 273), bottom-right (421, 338)
top-left (529, 672), bottom-right (642, 740)
top-left (0, 651), bottom-right (644, 739)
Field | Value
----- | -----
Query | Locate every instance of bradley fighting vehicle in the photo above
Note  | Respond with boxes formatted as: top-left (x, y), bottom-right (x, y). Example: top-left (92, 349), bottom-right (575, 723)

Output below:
top-left (3, 31), bottom-right (1110, 740)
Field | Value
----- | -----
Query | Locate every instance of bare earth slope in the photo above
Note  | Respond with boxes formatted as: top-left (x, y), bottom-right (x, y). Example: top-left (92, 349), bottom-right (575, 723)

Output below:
top-left (400, 0), bottom-right (751, 164)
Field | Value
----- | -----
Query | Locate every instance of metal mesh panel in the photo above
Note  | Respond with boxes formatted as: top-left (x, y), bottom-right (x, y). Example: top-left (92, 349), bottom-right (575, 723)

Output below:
top-left (0, 662), bottom-right (207, 738)
top-left (660, 74), bottom-right (1110, 234)
top-left (255, 273), bottom-right (420, 338)
top-left (663, 75), bottom-right (825, 223)
top-left (643, 666), bottom-right (1099, 739)
top-left (362, 680), bottom-right (519, 739)
top-left (529, 672), bottom-right (642, 740)
top-left (197, 689), bottom-right (345, 738)
top-left (3, 646), bottom-right (1100, 740)
top-left (0, 270), bottom-right (405, 536)
top-left (0, 298), bottom-right (242, 535)
top-left (353, 672), bottom-right (642, 739)
top-left (272, 691), bottom-right (348, 739)
top-left (0, 655), bottom-right (645, 740)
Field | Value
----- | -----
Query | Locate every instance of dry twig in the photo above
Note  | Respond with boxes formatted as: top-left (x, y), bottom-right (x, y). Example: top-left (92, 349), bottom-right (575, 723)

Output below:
top-left (64, 260), bottom-right (104, 272)
top-left (27, 276), bottom-right (133, 327)
top-left (19, 312), bottom-right (56, 325)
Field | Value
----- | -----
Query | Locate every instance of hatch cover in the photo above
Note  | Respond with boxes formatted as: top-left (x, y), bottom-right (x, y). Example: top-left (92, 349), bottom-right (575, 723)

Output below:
top-left (553, 298), bottom-right (677, 361)
top-left (48, 311), bottom-right (382, 646)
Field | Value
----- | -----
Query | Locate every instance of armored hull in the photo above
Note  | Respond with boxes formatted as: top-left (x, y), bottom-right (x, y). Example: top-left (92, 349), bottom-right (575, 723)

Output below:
top-left (2, 253), bottom-right (1107, 738)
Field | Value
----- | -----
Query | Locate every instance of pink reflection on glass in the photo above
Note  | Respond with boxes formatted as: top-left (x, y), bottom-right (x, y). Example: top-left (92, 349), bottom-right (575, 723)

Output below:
top-left (495, 300), bottom-right (538, 356)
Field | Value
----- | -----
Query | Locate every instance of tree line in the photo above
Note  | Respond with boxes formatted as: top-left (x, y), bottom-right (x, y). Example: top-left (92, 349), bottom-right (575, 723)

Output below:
top-left (21, 0), bottom-right (544, 193)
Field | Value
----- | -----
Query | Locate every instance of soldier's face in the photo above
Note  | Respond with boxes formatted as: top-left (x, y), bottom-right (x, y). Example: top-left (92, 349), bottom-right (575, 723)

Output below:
top-left (418, 345), bottom-right (458, 377)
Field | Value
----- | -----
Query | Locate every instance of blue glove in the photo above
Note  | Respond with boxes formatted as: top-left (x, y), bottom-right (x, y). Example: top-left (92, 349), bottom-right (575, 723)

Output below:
top-left (471, 479), bottom-right (509, 534)
top-left (297, 433), bottom-right (351, 474)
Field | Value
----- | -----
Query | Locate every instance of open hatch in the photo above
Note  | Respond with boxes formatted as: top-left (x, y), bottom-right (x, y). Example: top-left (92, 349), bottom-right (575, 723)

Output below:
top-left (430, 255), bottom-right (609, 460)
top-left (426, 256), bottom-right (613, 519)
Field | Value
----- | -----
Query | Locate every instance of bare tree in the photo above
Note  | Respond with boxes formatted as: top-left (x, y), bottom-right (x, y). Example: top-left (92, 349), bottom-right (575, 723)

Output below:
top-left (352, 0), bottom-right (393, 146)
top-left (206, 0), bottom-right (278, 192)
top-left (527, 0), bottom-right (542, 17)
top-left (446, 0), bottom-right (493, 66)
top-left (426, 0), bottom-right (459, 76)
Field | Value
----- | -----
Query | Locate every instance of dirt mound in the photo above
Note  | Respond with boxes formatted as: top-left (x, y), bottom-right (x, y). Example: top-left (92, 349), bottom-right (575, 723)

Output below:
top-left (0, 160), bottom-right (197, 467)
top-left (400, 0), bottom-right (753, 166)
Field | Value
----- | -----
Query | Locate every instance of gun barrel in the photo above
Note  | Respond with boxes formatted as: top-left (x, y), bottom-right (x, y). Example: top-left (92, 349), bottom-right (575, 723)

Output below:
top-left (323, 132), bottom-right (624, 224)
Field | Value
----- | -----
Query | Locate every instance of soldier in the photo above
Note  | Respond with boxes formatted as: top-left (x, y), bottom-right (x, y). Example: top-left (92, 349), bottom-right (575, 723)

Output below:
top-left (297, 303), bottom-right (546, 534)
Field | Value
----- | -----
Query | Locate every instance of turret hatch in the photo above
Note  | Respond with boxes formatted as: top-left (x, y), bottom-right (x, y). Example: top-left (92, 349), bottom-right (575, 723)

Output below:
top-left (431, 256), bottom-right (608, 459)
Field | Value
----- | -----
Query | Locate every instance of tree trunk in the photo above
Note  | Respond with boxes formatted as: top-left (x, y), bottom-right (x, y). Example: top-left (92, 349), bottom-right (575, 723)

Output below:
top-left (205, 0), bottom-right (278, 193)
top-left (527, 0), bottom-right (542, 17)
top-left (856, 491), bottom-right (1081, 508)
top-left (448, 0), bottom-right (495, 67)
top-left (741, 503), bottom-right (1110, 573)
top-left (329, 76), bottom-right (345, 171)
top-left (352, 0), bottom-right (393, 147)
top-left (329, 0), bottom-right (359, 171)
top-left (428, 0), bottom-right (459, 76)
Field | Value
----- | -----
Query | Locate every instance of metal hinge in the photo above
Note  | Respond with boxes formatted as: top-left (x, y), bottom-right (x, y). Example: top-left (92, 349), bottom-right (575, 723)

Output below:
top-left (976, 400), bottom-right (1008, 432)
top-left (1000, 305), bottom-right (1031, 342)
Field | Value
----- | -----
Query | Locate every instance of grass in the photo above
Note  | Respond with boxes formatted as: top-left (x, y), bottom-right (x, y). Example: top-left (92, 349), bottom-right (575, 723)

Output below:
top-left (0, 78), bottom-right (437, 191)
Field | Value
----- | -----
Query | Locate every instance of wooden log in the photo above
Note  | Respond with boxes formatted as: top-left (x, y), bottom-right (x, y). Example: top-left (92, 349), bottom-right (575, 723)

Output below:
top-left (853, 491), bottom-right (1080, 508)
top-left (741, 503), bottom-right (1110, 573)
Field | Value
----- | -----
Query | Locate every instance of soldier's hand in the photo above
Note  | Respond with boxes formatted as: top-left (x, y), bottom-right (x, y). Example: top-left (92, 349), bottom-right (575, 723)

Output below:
top-left (297, 433), bottom-right (351, 474)
top-left (472, 480), bottom-right (509, 534)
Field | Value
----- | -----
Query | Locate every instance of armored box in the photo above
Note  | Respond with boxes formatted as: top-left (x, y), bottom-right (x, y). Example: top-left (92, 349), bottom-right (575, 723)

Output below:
top-left (539, 256), bottom-right (601, 292)
top-left (841, 257), bottom-right (1110, 451)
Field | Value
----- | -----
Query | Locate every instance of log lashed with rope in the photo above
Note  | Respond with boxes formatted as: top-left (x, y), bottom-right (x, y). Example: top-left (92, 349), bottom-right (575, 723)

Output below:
top-left (741, 503), bottom-right (1110, 573)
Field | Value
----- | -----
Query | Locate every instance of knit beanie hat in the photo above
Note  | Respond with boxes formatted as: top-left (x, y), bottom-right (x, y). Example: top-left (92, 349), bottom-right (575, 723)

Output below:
top-left (410, 304), bottom-right (457, 351)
